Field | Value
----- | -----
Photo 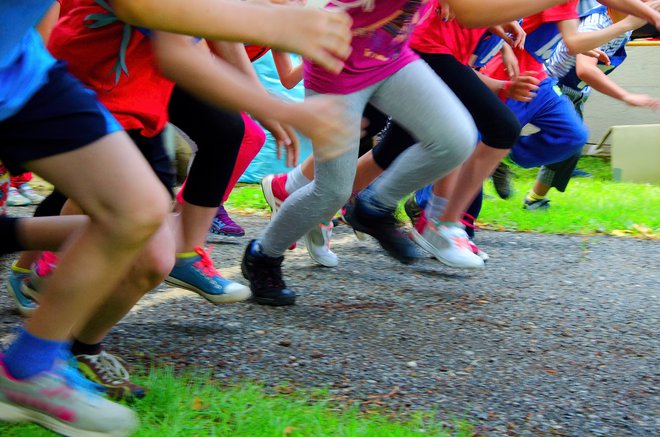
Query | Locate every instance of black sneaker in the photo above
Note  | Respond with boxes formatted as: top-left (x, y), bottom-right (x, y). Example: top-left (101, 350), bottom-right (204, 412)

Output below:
top-left (241, 240), bottom-right (296, 306)
top-left (343, 198), bottom-right (420, 265)
top-left (492, 162), bottom-right (512, 199)
top-left (523, 198), bottom-right (551, 210)
top-left (404, 195), bottom-right (422, 227)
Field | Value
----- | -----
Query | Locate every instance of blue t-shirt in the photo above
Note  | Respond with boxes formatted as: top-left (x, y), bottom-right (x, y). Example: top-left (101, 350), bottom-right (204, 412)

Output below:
top-left (0, 1), bottom-right (57, 121)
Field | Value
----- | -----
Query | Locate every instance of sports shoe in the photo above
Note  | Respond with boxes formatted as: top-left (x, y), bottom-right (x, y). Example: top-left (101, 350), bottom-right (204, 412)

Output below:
top-left (523, 197), bottom-right (551, 210)
top-left (304, 221), bottom-right (338, 267)
top-left (209, 205), bottom-right (245, 237)
top-left (17, 183), bottom-right (45, 204)
top-left (404, 195), bottom-right (422, 227)
top-left (6, 187), bottom-right (30, 207)
top-left (343, 197), bottom-right (420, 265)
top-left (75, 351), bottom-right (146, 401)
top-left (410, 214), bottom-right (484, 269)
top-left (492, 162), bottom-right (512, 199)
top-left (339, 203), bottom-right (367, 241)
top-left (0, 357), bottom-right (139, 437)
top-left (261, 174), bottom-right (296, 250)
top-left (165, 247), bottom-right (251, 304)
top-left (21, 251), bottom-right (59, 301)
top-left (468, 240), bottom-right (489, 262)
top-left (6, 263), bottom-right (38, 317)
top-left (241, 240), bottom-right (296, 306)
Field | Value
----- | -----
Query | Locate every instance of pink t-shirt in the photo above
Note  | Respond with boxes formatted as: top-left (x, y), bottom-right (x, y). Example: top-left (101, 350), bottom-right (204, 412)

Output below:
top-left (304, 0), bottom-right (426, 94)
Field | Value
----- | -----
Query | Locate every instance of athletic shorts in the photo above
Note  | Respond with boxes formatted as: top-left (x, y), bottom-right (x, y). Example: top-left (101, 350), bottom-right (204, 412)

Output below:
top-left (0, 61), bottom-right (121, 175)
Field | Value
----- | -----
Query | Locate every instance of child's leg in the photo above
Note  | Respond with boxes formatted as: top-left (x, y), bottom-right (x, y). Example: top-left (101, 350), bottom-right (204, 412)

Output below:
top-left (168, 86), bottom-right (245, 252)
top-left (257, 88), bottom-right (367, 257)
top-left (22, 132), bottom-right (170, 341)
top-left (365, 60), bottom-right (477, 211)
top-left (222, 114), bottom-right (266, 202)
top-left (167, 86), bottom-right (250, 303)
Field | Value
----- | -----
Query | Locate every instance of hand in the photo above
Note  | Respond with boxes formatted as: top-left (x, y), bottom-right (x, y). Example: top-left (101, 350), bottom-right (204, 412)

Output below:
top-left (501, 21), bottom-right (526, 49)
top-left (278, 7), bottom-right (352, 74)
top-left (506, 72), bottom-right (540, 102)
top-left (257, 118), bottom-right (300, 167)
top-left (583, 48), bottom-right (610, 65)
top-left (622, 93), bottom-right (660, 110)
top-left (285, 95), bottom-right (355, 162)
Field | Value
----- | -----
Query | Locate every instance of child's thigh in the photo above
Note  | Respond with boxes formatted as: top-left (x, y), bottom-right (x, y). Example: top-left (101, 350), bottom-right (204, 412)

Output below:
top-left (369, 60), bottom-right (476, 147)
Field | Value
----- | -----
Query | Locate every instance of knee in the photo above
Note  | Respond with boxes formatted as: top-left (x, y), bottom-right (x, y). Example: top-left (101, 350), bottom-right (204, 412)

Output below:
top-left (98, 185), bottom-right (171, 248)
top-left (128, 232), bottom-right (176, 294)
top-left (569, 124), bottom-right (589, 148)
top-left (482, 111), bottom-right (521, 150)
top-left (436, 124), bottom-right (478, 169)
top-left (313, 183), bottom-right (352, 215)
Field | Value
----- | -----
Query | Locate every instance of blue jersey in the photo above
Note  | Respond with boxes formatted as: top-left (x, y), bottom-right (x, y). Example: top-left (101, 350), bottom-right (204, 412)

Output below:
top-left (0, 1), bottom-right (57, 121)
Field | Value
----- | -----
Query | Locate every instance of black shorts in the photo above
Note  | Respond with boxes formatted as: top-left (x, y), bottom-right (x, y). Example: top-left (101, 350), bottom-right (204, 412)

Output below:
top-left (0, 61), bottom-right (121, 174)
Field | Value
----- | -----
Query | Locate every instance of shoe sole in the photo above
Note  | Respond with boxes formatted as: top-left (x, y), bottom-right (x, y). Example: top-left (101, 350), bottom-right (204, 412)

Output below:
top-left (410, 228), bottom-right (484, 269)
top-left (240, 262), bottom-right (296, 306)
top-left (303, 234), bottom-right (338, 268)
top-left (6, 281), bottom-right (36, 317)
top-left (208, 229), bottom-right (245, 237)
top-left (0, 399), bottom-right (138, 437)
top-left (164, 276), bottom-right (251, 304)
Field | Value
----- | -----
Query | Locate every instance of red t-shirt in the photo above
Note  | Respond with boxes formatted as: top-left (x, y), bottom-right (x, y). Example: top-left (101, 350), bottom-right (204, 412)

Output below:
top-left (49, 1), bottom-right (174, 137)
top-left (409, 1), bottom-right (488, 66)
top-left (244, 44), bottom-right (271, 63)
top-left (481, 1), bottom-right (578, 82)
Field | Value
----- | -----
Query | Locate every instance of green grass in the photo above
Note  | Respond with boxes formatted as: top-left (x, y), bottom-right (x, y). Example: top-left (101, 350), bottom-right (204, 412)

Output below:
top-left (225, 156), bottom-right (659, 238)
top-left (0, 369), bottom-right (470, 437)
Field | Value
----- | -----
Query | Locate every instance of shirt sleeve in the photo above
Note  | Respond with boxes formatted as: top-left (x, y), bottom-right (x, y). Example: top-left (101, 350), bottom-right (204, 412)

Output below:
top-left (542, 0), bottom-right (579, 23)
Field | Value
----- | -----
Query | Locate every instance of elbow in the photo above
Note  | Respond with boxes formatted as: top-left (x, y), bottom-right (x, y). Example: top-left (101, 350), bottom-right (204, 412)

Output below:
top-left (565, 42), bottom-right (581, 56)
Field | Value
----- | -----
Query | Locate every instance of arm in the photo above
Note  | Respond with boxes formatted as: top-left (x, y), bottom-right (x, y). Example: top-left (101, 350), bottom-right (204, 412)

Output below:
top-left (36, 1), bottom-right (61, 42)
top-left (558, 15), bottom-right (650, 55)
top-left (272, 51), bottom-right (303, 89)
top-left (445, 0), bottom-right (660, 28)
top-left (111, 0), bottom-right (352, 74)
top-left (208, 40), bottom-right (301, 165)
top-left (575, 54), bottom-right (660, 109)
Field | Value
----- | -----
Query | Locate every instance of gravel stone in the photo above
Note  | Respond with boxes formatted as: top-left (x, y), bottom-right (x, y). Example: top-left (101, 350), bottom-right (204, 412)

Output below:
top-left (1, 210), bottom-right (658, 436)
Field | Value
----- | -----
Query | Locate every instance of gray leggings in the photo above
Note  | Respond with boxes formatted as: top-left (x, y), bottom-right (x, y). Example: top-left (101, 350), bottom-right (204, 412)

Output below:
top-left (260, 60), bottom-right (477, 257)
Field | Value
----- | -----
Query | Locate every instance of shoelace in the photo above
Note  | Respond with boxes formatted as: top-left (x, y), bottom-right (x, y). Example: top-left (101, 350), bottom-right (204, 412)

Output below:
top-left (320, 221), bottom-right (334, 249)
top-left (84, 351), bottom-right (130, 385)
top-left (459, 212), bottom-right (479, 231)
top-left (57, 352), bottom-right (106, 395)
top-left (193, 246), bottom-right (223, 279)
top-left (251, 259), bottom-right (286, 290)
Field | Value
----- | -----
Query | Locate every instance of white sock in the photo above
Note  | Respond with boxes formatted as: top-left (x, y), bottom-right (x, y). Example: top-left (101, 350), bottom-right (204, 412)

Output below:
top-left (424, 194), bottom-right (448, 220)
top-left (285, 165), bottom-right (311, 194)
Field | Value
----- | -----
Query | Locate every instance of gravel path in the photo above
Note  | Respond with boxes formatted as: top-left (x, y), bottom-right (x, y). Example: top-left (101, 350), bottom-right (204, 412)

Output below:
top-left (1, 210), bottom-right (658, 436)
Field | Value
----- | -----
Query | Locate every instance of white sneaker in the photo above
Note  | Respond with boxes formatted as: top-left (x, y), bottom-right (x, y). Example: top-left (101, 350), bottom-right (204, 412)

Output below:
top-left (410, 217), bottom-right (484, 269)
top-left (17, 183), bottom-right (45, 204)
top-left (469, 240), bottom-right (489, 261)
top-left (304, 221), bottom-right (338, 267)
top-left (7, 187), bottom-right (30, 206)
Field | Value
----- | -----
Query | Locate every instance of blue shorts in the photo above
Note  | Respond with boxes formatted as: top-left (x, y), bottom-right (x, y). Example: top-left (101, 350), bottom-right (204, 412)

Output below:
top-left (0, 61), bottom-right (121, 174)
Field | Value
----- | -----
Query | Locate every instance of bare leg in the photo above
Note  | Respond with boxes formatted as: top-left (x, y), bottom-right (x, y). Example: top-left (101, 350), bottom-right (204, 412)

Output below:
top-left (353, 150), bottom-right (385, 192)
top-left (23, 131), bottom-right (170, 341)
top-left (439, 142), bottom-right (509, 222)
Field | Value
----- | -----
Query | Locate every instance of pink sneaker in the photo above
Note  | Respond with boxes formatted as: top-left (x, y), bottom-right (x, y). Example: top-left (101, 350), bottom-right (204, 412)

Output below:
top-left (261, 174), bottom-right (296, 250)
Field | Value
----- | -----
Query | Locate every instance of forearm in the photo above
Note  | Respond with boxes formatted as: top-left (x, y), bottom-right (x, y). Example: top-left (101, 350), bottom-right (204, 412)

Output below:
top-left (599, 0), bottom-right (660, 24)
top-left (154, 35), bottom-right (290, 122)
top-left (562, 21), bottom-right (635, 55)
top-left (273, 51), bottom-right (303, 89)
top-left (477, 72), bottom-right (506, 94)
top-left (578, 65), bottom-right (629, 100)
top-left (447, 0), bottom-right (565, 27)
top-left (209, 40), bottom-right (262, 83)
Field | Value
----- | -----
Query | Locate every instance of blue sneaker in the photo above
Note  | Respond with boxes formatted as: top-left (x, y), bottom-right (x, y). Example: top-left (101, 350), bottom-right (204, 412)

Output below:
top-left (165, 247), bottom-right (251, 304)
top-left (6, 263), bottom-right (37, 317)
